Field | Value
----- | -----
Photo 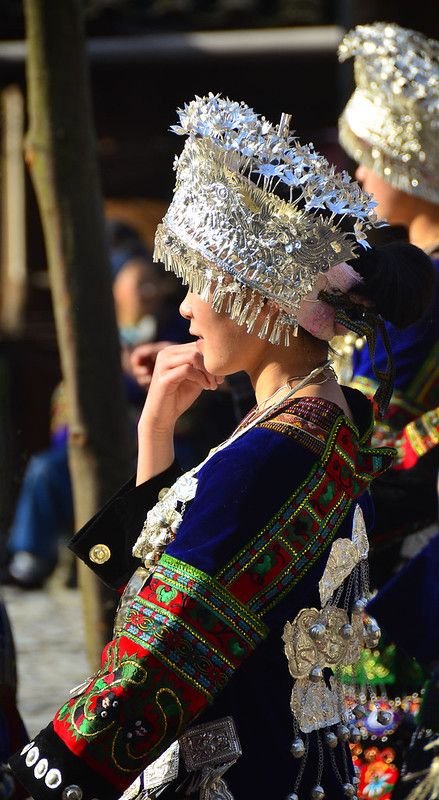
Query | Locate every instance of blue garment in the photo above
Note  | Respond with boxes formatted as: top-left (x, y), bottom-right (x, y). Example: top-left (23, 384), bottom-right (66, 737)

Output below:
top-left (10, 389), bottom-right (394, 800)
top-left (7, 441), bottom-right (73, 562)
top-left (352, 257), bottom-right (439, 393)
top-left (368, 530), bottom-right (439, 669)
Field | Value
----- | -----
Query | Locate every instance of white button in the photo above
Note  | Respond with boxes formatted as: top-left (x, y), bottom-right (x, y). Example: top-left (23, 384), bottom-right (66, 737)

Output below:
top-left (25, 746), bottom-right (39, 767)
top-left (45, 768), bottom-right (62, 788)
top-left (34, 758), bottom-right (49, 778)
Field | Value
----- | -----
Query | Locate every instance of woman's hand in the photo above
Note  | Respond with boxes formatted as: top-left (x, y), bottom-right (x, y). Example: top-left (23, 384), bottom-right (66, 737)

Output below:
top-left (136, 343), bottom-right (222, 484)
top-left (130, 341), bottom-right (174, 388)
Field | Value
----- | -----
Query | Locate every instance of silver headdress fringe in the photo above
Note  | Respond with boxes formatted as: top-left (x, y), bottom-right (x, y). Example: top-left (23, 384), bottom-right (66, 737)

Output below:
top-left (339, 23), bottom-right (439, 204)
top-left (154, 94), bottom-right (380, 344)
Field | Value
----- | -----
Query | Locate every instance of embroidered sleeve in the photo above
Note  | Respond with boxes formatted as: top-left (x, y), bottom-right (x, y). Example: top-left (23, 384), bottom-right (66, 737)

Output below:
top-left (10, 419), bottom-right (393, 800)
top-left (10, 556), bottom-right (267, 799)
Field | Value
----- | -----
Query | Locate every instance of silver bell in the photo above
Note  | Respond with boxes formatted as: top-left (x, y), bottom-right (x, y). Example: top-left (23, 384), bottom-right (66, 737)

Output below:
top-left (290, 738), bottom-right (306, 758)
top-left (352, 597), bottom-right (368, 613)
top-left (309, 665), bottom-right (324, 682)
top-left (349, 726), bottom-right (361, 743)
top-left (336, 724), bottom-right (350, 742)
top-left (309, 623), bottom-right (326, 641)
top-left (311, 785), bottom-right (325, 799)
top-left (324, 731), bottom-right (338, 749)
top-left (286, 794), bottom-right (299, 800)
top-left (340, 623), bottom-right (353, 640)
top-left (377, 709), bottom-right (393, 726)
top-left (352, 704), bottom-right (366, 719)
top-left (342, 783), bottom-right (356, 798)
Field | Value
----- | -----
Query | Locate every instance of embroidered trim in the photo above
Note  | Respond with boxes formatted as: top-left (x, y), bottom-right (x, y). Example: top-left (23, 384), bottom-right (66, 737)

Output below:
top-left (217, 418), bottom-right (393, 615)
top-left (405, 406), bottom-right (439, 456)
top-left (53, 558), bottom-right (267, 790)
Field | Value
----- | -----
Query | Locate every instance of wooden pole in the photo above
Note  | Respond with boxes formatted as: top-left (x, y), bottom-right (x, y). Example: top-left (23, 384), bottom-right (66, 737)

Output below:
top-left (23, 0), bottom-right (133, 667)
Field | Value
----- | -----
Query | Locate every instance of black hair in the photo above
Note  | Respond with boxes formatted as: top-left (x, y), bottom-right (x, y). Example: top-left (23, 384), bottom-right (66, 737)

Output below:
top-left (347, 242), bottom-right (436, 328)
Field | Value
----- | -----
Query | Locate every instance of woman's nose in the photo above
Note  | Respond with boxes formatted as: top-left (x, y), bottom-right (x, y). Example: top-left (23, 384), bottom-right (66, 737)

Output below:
top-left (179, 291), bottom-right (193, 320)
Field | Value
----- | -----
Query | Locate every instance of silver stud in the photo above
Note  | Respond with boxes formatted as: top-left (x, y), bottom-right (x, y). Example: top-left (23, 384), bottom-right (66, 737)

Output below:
top-left (34, 759), bottom-right (49, 779)
top-left (45, 768), bottom-right (62, 789)
top-left (20, 741), bottom-right (35, 755)
top-left (25, 747), bottom-right (39, 767)
top-left (62, 785), bottom-right (83, 800)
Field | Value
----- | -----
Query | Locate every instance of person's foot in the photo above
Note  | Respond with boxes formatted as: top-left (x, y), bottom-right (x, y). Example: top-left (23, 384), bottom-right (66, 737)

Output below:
top-left (5, 551), bottom-right (54, 588)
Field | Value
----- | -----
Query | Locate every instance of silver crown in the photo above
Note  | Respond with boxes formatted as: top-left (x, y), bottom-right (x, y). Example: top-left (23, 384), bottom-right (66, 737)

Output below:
top-left (154, 94), bottom-right (380, 344)
top-left (339, 23), bottom-right (439, 203)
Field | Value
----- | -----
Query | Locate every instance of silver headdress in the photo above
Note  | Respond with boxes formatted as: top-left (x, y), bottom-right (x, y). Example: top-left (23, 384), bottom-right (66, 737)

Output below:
top-left (339, 23), bottom-right (439, 204)
top-left (154, 94), bottom-right (379, 345)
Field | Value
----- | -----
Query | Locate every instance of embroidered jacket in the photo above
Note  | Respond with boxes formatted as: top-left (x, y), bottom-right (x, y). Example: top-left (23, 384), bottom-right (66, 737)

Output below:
top-left (351, 257), bottom-right (439, 433)
top-left (10, 389), bottom-right (393, 800)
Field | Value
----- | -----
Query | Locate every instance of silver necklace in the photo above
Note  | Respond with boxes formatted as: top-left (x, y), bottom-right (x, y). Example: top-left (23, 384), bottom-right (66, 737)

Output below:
top-left (132, 359), bottom-right (332, 568)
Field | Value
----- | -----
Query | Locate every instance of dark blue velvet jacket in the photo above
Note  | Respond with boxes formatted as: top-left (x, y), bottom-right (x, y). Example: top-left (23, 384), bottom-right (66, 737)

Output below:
top-left (10, 389), bottom-right (393, 800)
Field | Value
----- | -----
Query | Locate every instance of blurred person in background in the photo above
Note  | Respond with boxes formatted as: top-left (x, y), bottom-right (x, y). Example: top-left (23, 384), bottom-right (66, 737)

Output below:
top-left (3, 220), bottom-right (176, 589)
top-left (338, 23), bottom-right (439, 586)
top-left (337, 23), bottom-right (439, 799)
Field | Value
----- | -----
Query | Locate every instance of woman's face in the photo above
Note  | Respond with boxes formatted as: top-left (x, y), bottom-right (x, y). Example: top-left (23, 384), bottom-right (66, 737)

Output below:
top-left (179, 290), bottom-right (269, 376)
top-left (355, 164), bottom-right (414, 226)
top-left (113, 258), bottom-right (163, 326)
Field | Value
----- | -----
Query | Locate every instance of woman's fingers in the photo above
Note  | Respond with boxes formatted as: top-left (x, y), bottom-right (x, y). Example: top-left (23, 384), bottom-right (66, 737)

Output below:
top-left (156, 363), bottom-right (214, 392)
top-left (154, 345), bottom-right (218, 389)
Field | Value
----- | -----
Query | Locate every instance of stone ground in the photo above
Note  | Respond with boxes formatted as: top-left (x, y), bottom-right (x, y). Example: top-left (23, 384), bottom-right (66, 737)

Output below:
top-left (3, 557), bottom-right (89, 739)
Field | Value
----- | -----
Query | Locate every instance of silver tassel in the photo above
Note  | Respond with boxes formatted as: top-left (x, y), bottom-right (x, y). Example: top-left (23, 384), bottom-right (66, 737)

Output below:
top-left (406, 757), bottom-right (439, 800)
top-left (199, 764), bottom-right (236, 800)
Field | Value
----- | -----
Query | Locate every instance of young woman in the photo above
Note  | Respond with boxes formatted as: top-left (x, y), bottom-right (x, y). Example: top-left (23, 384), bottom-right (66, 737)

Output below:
top-left (10, 95), bottom-right (434, 800)
top-left (338, 22), bottom-right (439, 583)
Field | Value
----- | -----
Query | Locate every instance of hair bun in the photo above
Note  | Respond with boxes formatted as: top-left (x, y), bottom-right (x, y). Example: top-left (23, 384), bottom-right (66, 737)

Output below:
top-left (348, 242), bottom-right (436, 328)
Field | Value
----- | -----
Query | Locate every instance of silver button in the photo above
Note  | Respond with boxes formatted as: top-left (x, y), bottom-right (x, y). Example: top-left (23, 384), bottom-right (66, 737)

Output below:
top-left (89, 544), bottom-right (111, 564)
top-left (62, 785), bottom-right (83, 800)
